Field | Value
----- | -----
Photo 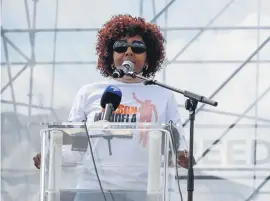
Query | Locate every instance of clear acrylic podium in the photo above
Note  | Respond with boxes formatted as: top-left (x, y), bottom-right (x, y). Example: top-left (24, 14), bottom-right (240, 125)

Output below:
top-left (39, 121), bottom-right (176, 201)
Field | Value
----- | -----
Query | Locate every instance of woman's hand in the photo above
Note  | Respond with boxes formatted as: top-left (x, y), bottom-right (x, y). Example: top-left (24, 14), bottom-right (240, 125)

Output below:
top-left (177, 150), bottom-right (196, 169)
top-left (177, 150), bottom-right (189, 169)
top-left (33, 153), bottom-right (41, 169)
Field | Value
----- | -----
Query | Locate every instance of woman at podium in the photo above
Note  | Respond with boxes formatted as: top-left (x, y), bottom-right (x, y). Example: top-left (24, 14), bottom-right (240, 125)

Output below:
top-left (34, 14), bottom-right (190, 201)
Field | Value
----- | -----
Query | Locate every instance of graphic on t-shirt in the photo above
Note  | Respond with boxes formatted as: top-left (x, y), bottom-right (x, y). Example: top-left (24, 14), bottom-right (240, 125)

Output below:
top-left (132, 93), bottom-right (158, 123)
top-left (93, 92), bottom-right (158, 147)
top-left (94, 93), bottom-right (158, 123)
top-left (132, 92), bottom-right (158, 147)
top-left (94, 104), bottom-right (138, 123)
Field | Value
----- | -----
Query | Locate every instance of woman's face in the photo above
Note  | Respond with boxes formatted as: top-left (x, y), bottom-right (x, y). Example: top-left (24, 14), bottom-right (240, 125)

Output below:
top-left (113, 35), bottom-right (147, 74)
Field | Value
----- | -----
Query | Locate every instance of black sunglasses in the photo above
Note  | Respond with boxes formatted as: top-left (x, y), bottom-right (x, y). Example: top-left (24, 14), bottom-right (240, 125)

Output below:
top-left (113, 40), bottom-right (147, 54)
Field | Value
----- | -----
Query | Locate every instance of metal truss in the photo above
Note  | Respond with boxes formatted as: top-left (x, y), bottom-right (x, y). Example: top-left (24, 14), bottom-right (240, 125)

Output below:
top-left (245, 175), bottom-right (270, 201)
top-left (2, 26), bottom-right (270, 33)
top-left (196, 87), bottom-right (270, 162)
top-left (2, 60), bottom-right (270, 66)
top-left (1, 0), bottom-right (270, 200)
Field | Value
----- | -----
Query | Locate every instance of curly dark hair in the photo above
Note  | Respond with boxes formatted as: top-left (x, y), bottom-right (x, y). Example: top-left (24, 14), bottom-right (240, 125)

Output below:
top-left (96, 14), bottom-right (165, 78)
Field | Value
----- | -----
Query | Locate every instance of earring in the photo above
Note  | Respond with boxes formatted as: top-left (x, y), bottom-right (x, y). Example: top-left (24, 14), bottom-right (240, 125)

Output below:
top-left (111, 64), bottom-right (115, 69)
top-left (144, 65), bottom-right (148, 70)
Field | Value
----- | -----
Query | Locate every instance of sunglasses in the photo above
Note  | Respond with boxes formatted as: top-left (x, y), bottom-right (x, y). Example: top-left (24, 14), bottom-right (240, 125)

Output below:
top-left (113, 40), bottom-right (147, 54)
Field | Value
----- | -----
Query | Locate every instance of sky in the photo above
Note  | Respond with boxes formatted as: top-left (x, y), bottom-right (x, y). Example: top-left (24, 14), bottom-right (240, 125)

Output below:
top-left (1, 0), bottom-right (270, 200)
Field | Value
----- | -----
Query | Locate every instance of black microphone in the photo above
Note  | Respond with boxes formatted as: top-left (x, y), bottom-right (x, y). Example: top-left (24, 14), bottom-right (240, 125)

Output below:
top-left (100, 85), bottom-right (122, 155)
top-left (112, 61), bottom-right (134, 78)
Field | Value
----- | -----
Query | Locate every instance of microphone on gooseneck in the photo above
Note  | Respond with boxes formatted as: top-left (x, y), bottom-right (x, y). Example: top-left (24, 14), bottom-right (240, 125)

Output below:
top-left (112, 61), bottom-right (135, 78)
top-left (100, 85), bottom-right (122, 155)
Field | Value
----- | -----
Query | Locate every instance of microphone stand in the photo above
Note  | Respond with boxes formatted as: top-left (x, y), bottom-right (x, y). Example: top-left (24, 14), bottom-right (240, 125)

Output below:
top-left (102, 103), bottom-right (114, 155)
top-left (127, 72), bottom-right (218, 201)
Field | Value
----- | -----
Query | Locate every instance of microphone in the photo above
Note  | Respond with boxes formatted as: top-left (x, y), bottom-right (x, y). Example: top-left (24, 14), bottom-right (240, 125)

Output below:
top-left (100, 85), bottom-right (122, 121)
top-left (112, 61), bottom-right (134, 78)
top-left (100, 85), bottom-right (122, 155)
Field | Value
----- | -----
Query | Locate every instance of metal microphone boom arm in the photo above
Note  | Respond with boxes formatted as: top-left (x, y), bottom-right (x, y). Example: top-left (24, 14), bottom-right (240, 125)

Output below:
top-left (127, 71), bottom-right (218, 201)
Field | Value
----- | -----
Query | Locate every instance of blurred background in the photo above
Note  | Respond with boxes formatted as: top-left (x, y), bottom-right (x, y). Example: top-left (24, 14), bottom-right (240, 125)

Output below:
top-left (1, 0), bottom-right (270, 200)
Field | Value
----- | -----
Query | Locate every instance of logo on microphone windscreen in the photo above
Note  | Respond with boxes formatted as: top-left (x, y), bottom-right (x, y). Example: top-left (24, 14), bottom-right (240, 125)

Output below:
top-left (100, 85), bottom-right (122, 110)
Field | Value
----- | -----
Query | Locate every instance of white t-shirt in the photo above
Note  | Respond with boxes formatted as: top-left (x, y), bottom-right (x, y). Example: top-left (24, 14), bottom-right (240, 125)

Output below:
top-left (67, 79), bottom-right (187, 190)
